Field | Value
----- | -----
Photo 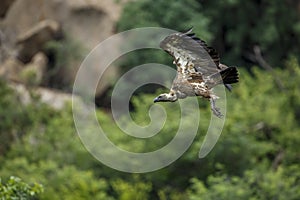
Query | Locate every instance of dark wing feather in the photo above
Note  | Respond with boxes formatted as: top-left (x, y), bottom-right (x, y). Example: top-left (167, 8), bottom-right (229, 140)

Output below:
top-left (160, 28), bottom-right (220, 77)
top-left (185, 31), bottom-right (220, 67)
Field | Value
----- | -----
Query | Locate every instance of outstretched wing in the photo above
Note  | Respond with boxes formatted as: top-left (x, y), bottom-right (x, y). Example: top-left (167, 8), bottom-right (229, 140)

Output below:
top-left (160, 28), bottom-right (220, 78)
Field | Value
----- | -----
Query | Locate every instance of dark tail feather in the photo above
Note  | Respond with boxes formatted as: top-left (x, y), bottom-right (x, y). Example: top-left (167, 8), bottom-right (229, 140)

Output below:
top-left (208, 67), bottom-right (239, 90)
top-left (220, 67), bottom-right (239, 84)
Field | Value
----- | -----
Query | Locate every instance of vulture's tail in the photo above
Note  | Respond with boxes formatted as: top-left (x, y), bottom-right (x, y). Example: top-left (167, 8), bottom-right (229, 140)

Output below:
top-left (207, 67), bottom-right (239, 90)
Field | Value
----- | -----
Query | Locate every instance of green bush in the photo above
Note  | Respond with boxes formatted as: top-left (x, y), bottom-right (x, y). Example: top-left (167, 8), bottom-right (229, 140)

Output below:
top-left (43, 34), bottom-right (86, 90)
top-left (0, 176), bottom-right (43, 200)
top-left (1, 58), bottom-right (300, 199)
top-left (112, 178), bottom-right (152, 200)
top-left (118, 0), bottom-right (300, 67)
top-left (188, 165), bottom-right (300, 200)
top-left (0, 158), bottom-right (113, 200)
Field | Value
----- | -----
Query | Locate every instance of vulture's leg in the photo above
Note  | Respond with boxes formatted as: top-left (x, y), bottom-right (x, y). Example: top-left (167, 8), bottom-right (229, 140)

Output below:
top-left (209, 97), bottom-right (223, 118)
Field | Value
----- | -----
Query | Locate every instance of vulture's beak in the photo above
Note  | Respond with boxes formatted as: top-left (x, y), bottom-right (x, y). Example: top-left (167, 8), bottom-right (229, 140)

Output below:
top-left (153, 97), bottom-right (159, 103)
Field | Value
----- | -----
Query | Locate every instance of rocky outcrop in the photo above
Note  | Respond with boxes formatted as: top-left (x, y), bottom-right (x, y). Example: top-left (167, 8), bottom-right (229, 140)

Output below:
top-left (0, 52), bottom-right (48, 86)
top-left (20, 52), bottom-right (48, 86)
top-left (0, 57), bottom-right (24, 82)
top-left (0, 0), bottom-right (126, 97)
top-left (16, 20), bottom-right (61, 63)
top-left (0, 0), bottom-right (16, 18)
top-left (10, 82), bottom-right (76, 110)
top-left (2, 0), bottom-right (124, 52)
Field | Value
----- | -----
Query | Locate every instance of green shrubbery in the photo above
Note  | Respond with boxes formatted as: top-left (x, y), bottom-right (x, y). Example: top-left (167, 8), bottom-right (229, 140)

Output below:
top-left (188, 165), bottom-right (300, 200)
top-left (0, 176), bottom-right (43, 200)
top-left (0, 58), bottom-right (300, 199)
top-left (118, 0), bottom-right (300, 68)
top-left (43, 35), bottom-right (86, 90)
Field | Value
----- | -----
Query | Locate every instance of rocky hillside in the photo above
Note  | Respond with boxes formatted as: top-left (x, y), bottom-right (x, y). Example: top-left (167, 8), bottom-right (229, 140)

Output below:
top-left (0, 0), bottom-right (127, 108)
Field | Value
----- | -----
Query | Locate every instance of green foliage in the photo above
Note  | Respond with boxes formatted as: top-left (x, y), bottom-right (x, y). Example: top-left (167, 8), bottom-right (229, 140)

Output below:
top-left (118, 0), bottom-right (211, 39)
top-left (44, 35), bottom-right (84, 70)
top-left (0, 80), bottom-right (49, 156)
top-left (0, 85), bottom-right (112, 199)
top-left (1, 58), bottom-right (300, 199)
top-left (0, 176), bottom-right (43, 200)
top-left (118, 0), bottom-right (300, 68)
top-left (112, 178), bottom-right (152, 200)
top-left (186, 59), bottom-right (300, 200)
top-left (43, 34), bottom-right (86, 90)
top-left (188, 165), bottom-right (300, 200)
top-left (20, 67), bottom-right (40, 86)
top-left (199, 0), bottom-right (300, 67)
top-left (1, 1), bottom-right (300, 199)
top-left (0, 159), bottom-right (112, 200)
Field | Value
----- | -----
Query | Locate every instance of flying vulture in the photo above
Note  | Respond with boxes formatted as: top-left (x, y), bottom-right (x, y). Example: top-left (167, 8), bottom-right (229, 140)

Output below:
top-left (154, 28), bottom-right (239, 117)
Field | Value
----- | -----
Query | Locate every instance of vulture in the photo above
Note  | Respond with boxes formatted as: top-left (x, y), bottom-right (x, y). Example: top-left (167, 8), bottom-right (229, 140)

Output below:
top-left (154, 28), bottom-right (239, 117)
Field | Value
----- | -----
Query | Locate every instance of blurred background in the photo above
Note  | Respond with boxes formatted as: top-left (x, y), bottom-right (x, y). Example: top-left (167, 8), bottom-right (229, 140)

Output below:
top-left (0, 0), bottom-right (300, 199)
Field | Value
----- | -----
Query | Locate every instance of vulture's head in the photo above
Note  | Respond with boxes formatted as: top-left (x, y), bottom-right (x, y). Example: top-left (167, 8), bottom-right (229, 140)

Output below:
top-left (153, 92), bottom-right (178, 103)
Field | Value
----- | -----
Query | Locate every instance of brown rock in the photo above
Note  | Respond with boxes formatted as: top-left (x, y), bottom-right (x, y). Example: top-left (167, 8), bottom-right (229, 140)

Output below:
top-left (2, 0), bottom-right (127, 96)
top-left (16, 19), bottom-right (61, 63)
top-left (0, 57), bottom-right (24, 82)
top-left (10, 82), bottom-right (76, 110)
top-left (0, 0), bottom-right (16, 18)
top-left (20, 52), bottom-right (48, 86)
top-left (4, 0), bottom-right (123, 50)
